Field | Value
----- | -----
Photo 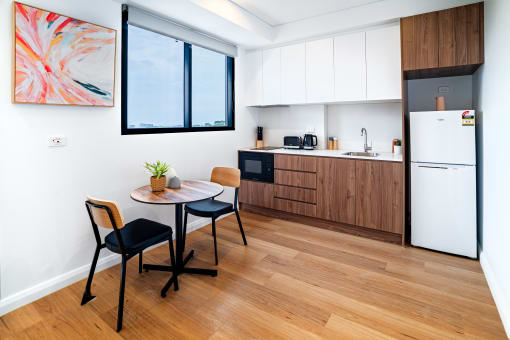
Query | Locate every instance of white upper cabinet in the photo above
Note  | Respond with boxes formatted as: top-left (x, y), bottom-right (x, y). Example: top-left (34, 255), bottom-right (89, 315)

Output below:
top-left (306, 38), bottom-right (335, 103)
top-left (262, 48), bottom-right (281, 105)
top-left (244, 49), bottom-right (263, 106)
top-left (334, 32), bottom-right (367, 102)
top-left (366, 25), bottom-right (402, 101)
top-left (281, 43), bottom-right (306, 105)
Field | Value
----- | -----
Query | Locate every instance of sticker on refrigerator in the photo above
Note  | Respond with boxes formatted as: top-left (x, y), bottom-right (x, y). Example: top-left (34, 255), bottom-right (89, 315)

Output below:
top-left (462, 111), bottom-right (475, 126)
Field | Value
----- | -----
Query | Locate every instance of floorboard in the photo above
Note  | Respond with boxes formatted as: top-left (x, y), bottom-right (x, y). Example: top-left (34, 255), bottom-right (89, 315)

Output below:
top-left (0, 211), bottom-right (506, 339)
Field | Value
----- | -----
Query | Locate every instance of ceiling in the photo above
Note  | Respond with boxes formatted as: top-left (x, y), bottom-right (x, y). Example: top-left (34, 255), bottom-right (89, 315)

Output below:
top-left (229, 0), bottom-right (386, 26)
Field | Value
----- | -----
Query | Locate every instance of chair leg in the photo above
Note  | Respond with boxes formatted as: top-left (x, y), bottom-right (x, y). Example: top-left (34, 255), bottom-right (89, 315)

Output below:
top-left (235, 209), bottom-right (248, 246)
top-left (182, 211), bottom-right (188, 253)
top-left (138, 251), bottom-right (143, 274)
top-left (169, 236), bottom-right (179, 291)
top-left (81, 245), bottom-right (101, 305)
top-left (117, 257), bottom-right (127, 332)
top-left (212, 218), bottom-right (218, 265)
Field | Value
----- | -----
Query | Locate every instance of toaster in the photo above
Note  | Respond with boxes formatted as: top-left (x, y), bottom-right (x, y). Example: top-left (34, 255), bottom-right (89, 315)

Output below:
top-left (284, 136), bottom-right (302, 149)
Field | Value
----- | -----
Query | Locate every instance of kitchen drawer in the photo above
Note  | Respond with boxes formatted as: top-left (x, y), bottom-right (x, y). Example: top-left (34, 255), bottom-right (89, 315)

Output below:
top-left (239, 180), bottom-right (274, 209)
top-left (274, 185), bottom-right (317, 204)
top-left (275, 155), bottom-right (316, 172)
top-left (274, 170), bottom-right (316, 189)
top-left (274, 198), bottom-right (316, 217)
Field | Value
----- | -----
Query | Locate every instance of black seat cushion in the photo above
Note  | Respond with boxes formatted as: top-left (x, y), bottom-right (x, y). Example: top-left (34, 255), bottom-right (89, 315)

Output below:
top-left (185, 199), bottom-right (233, 218)
top-left (105, 218), bottom-right (171, 254)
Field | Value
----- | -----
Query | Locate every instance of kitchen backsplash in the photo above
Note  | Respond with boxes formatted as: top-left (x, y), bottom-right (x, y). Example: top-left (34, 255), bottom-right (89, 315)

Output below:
top-left (256, 102), bottom-right (402, 152)
top-left (327, 102), bottom-right (402, 152)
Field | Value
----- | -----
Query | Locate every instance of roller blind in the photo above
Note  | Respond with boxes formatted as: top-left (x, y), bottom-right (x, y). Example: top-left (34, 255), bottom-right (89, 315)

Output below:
top-left (125, 5), bottom-right (238, 58)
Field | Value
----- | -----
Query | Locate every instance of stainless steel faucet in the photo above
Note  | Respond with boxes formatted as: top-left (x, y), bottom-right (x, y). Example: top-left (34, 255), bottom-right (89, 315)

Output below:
top-left (361, 128), bottom-right (372, 152)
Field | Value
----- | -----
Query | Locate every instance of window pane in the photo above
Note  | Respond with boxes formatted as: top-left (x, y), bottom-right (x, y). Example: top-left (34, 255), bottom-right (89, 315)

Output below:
top-left (191, 46), bottom-right (227, 127)
top-left (127, 25), bottom-right (184, 128)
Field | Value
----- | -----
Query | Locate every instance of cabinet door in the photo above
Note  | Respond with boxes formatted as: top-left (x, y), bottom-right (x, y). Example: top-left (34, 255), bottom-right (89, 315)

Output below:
top-left (244, 50), bottom-right (263, 106)
top-left (355, 160), bottom-right (382, 230)
top-left (306, 38), bottom-right (334, 103)
top-left (281, 43), bottom-right (306, 104)
top-left (317, 158), bottom-right (356, 224)
top-left (239, 180), bottom-right (274, 209)
top-left (334, 32), bottom-right (366, 102)
top-left (366, 25), bottom-right (402, 100)
top-left (439, 3), bottom-right (483, 67)
top-left (381, 162), bottom-right (404, 234)
top-left (262, 48), bottom-right (281, 105)
top-left (415, 12), bottom-right (439, 69)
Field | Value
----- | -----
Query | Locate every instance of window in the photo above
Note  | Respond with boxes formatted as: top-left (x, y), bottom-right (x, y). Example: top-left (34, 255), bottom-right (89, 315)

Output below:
top-left (121, 12), bottom-right (234, 134)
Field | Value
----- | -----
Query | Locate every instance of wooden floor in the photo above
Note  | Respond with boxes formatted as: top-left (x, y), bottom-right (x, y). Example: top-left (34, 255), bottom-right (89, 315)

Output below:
top-left (0, 211), bottom-right (506, 339)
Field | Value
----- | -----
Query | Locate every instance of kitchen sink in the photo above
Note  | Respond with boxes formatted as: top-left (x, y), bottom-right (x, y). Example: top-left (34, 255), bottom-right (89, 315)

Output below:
top-left (342, 152), bottom-right (380, 157)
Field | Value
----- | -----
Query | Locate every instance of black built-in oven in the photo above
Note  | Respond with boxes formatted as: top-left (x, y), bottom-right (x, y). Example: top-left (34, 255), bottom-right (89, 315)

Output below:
top-left (238, 151), bottom-right (274, 183)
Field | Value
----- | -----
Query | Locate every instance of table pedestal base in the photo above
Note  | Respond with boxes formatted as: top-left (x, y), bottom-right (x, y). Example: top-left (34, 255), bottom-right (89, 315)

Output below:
top-left (142, 249), bottom-right (217, 297)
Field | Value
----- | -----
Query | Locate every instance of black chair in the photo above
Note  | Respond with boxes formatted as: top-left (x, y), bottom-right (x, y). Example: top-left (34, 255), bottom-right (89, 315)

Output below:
top-left (183, 167), bottom-right (247, 265)
top-left (82, 197), bottom-right (178, 332)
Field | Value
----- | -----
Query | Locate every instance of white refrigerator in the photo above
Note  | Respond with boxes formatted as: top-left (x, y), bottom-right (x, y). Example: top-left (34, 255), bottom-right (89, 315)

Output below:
top-left (410, 110), bottom-right (477, 258)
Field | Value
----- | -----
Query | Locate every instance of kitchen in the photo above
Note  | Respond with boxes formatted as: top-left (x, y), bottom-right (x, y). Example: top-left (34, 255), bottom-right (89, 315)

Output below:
top-left (1, 0), bottom-right (509, 338)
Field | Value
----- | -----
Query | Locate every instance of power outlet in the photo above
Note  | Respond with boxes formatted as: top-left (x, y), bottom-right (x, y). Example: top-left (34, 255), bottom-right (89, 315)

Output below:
top-left (48, 136), bottom-right (67, 147)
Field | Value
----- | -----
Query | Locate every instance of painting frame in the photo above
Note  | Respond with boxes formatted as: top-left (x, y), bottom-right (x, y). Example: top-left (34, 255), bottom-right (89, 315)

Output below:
top-left (12, 2), bottom-right (117, 107)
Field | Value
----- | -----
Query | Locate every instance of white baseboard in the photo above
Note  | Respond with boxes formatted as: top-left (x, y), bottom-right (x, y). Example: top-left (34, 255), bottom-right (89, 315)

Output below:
top-left (479, 247), bottom-right (510, 338)
top-left (0, 216), bottom-right (220, 317)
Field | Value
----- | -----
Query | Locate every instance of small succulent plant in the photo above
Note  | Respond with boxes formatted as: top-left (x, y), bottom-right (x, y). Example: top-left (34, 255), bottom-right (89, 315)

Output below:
top-left (144, 161), bottom-right (169, 179)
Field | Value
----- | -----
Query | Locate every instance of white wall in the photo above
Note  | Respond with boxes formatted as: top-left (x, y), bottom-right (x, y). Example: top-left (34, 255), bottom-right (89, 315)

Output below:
top-left (408, 75), bottom-right (473, 112)
top-left (327, 103), bottom-right (402, 152)
top-left (256, 105), bottom-right (327, 149)
top-left (472, 0), bottom-right (510, 336)
top-left (0, 0), bottom-right (257, 315)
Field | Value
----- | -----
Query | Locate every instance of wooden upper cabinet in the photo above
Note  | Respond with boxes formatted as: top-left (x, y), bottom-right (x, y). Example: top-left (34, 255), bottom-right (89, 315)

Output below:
top-left (401, 2), bottom-right (484, 74)
top-left (401, 12), bottom-right (438, 71)
top-left (317, 158), bottom-right (356, 225)
top-left (439, 3), bottom-right (484, 67)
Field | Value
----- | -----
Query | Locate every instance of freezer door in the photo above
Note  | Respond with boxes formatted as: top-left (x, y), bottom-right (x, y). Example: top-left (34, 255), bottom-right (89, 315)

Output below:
top-left (410, 110), bottom-right (476, 165)
top-left (411, 162), bottom-right (477, 258)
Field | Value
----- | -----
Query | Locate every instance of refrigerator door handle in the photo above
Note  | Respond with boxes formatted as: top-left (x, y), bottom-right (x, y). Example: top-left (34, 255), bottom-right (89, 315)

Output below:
top-left (417, 165), bottom-right (448, 170)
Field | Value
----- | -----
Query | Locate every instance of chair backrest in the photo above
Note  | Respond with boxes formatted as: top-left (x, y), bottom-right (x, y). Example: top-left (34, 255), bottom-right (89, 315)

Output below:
top-left (210, 167), bottom-right (240, 188)
top-left (86, 196), bottom-right (125, 229)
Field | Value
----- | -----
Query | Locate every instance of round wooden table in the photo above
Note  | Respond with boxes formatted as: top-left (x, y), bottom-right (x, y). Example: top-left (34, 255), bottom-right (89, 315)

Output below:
top-left (131, 180), bottom-right (224, 297)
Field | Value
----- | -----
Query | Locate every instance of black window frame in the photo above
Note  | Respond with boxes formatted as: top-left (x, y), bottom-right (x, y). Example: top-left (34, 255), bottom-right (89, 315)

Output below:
top-left (121, 7), bottom-right (235, 135)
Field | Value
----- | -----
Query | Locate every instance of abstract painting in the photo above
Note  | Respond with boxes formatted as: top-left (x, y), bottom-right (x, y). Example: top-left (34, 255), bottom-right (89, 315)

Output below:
top-left (12, 2), bottom-right (116, 106)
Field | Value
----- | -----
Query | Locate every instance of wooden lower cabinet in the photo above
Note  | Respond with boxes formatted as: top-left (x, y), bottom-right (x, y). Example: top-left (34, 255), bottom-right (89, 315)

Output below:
top-left (316, 158), bottom-right (356, 224)
top-left (274, 185), bottom-right (316, 204)
top-left (274, 169), bottom-right (316, 189)
top-left (355, 160), bottom-right (404, 233)
top-left (273, 198), bottom-right (316, 217)
top-left (239, 180), bottom-right (274, 209)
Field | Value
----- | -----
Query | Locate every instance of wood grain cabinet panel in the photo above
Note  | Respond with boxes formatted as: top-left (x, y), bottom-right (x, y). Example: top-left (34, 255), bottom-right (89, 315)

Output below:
top-left (402, 2), bottom-right (484, 75)
top-left (439, 3), bottom-right (483, 67)
top-left (415, 12), bottom-right (439, 70)
top-left (381, 162), bottom-right (404, 234)
top-left (239, 180), bottom-right (274, 209)
top-left (273, 198), bottom-right (316, 217)
top-left (274, 170), bottom-right (316, 189)
top-left (316, 158), bottom-right (356, 224)
top-left (274, 185), bottom-right (316, 204)
top-left (355, 161), bottom-right (404, 233)
top-left (274, 155), bottom-right (316, 172)
top-left (355, 160), bottom-right (382, 230)
top-left (401, 16), bottom-right (416, 71)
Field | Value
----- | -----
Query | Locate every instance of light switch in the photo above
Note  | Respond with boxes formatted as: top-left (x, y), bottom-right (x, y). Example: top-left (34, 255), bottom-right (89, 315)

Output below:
top-left (48, 136), bottom-right (67, 147)
top-left (438, 86), bottom-right (449, 93)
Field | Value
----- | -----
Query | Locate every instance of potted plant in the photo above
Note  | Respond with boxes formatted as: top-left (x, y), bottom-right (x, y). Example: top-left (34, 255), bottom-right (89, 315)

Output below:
top-left (145, 161), bottom-right (169, 192)
top-left (394, 140), bottom-right (402, 155)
